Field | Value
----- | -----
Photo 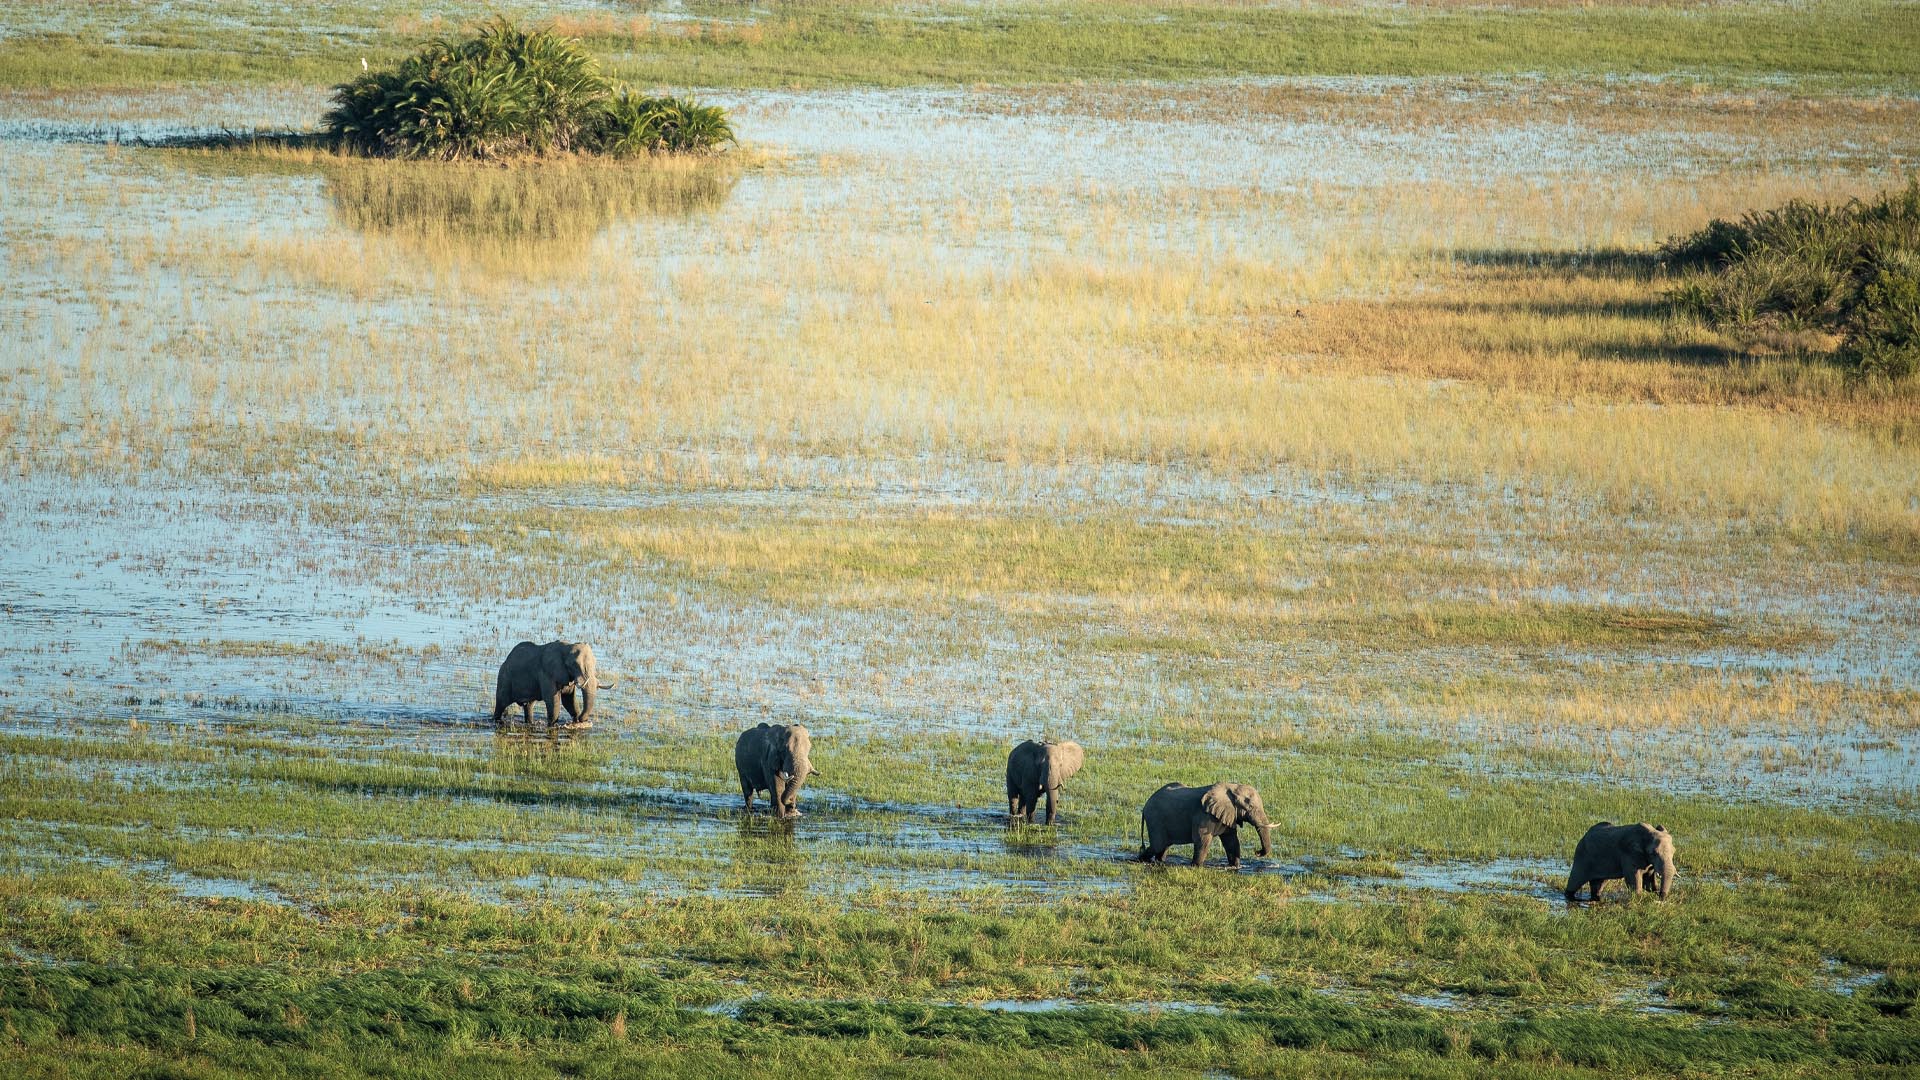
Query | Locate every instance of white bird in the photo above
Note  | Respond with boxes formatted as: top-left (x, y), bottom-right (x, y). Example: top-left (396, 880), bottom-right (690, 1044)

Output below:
top-left (361, 57), bottom-right (369, 71)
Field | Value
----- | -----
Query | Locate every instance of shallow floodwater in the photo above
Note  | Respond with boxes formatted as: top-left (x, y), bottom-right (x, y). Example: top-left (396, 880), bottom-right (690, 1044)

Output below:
top-left (1, 77), bottom-right (1916, 912)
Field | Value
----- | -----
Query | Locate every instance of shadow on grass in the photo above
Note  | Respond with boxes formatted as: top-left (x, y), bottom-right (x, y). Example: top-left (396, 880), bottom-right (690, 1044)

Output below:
top-left (1445, 246), bottom-right (1671, 277)
top-left (124, 129), bottom-right (332, 151)
top-left (1412, 247), bottom-right (1845, 371)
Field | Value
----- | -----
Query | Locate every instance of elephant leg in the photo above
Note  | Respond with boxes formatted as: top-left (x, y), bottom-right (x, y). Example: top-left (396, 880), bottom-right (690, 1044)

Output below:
top-left (1043, 787), bottom-right (1057, 826)
top-left (519, 702), bottom-right (533, 726)
top-left (1193, 832), bottom-right (1212, 867)
top-left (560, 689), bottom-right (579, 724)
top-left (1008, 796), bottom-right (1022, 822)
top-left (1588, 879), bottom-right (1605, 900)
top-left (1221, 830), bottom-right (1243, 868)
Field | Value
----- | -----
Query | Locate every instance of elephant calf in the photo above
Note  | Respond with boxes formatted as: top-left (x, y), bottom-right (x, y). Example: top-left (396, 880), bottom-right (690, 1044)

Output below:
top-left (1005, 739), bottom-right (1084, 825)
top-left (1565, 821), bottom-right (1676, 901)
top-left (492, 640), bottom-right (612, 728)
top-left (736, 722), bottom-right (817, 819)
top-left (1140, 782), bottom-right (1273, 868)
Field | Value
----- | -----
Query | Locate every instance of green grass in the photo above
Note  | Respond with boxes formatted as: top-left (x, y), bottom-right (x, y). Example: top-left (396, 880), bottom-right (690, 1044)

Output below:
top-left (2, 718), bottom-right (1917, 1077)
top-left (4, 1), bottom-right (1920, 91)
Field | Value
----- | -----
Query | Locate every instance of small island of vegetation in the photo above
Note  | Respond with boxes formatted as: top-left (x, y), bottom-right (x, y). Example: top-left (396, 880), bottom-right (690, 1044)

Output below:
top-left (322, 19), bottom-right (734, 161)
top-left (1667, 180), bottom-right (1920, 381)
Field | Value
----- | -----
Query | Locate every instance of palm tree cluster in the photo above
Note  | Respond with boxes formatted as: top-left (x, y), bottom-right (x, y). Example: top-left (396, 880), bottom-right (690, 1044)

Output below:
top-left (324, 19), bottom-right (734, 160)
top-left (1665, 179), bottom-right (1920, 380)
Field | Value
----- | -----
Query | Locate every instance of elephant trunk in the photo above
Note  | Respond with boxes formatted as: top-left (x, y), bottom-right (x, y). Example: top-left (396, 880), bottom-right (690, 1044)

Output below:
top-left (1251, 818), bottom-right (1272, 859)
top-left (773, 753), bottom-right (808, 815)
top-left (581, 681), bottom-right (596, 723)
top-left (1655, 852), bottom-right (1676, 899)
top-left (788, 759), bottom-right (810, 807)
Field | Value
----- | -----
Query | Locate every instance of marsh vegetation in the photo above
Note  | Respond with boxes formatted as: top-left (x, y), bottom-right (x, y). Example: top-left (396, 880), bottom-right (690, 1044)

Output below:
top-left (1668, 180), bottom-right (1920, 380)
top-left (325, 20), bottom-right (733, 159)
top-left (0, 2), bottom-right (1916, 1078)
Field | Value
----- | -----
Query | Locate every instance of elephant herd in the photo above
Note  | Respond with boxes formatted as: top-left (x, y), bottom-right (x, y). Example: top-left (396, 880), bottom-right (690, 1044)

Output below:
top-left (493, 641), bottom-right (1676, 901)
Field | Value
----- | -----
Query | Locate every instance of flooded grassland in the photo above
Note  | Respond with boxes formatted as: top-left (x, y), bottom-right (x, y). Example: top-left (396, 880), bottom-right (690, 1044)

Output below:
top-left (2, 65), bottom-right (1918, 1080)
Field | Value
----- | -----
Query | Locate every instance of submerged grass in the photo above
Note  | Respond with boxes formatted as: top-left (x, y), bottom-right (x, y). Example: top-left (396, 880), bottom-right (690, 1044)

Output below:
top-left (2, 718), bottom-right (1917, 1077)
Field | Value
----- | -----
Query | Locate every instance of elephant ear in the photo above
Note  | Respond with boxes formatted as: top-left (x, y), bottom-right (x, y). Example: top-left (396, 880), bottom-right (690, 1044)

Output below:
top-left (1199, 783), bottom-right (1236, 829)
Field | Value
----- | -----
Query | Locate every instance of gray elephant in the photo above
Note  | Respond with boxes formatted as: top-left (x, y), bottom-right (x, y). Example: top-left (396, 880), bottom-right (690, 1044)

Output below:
top-left (1565, 821), bottom-right (1676, 901)
top-left (1005, 739), bottom-right (1084, 825)
top-left (735, 723), bottom-right (817, 819)
top-left (1139, 782), bottom-right (1273, 868)
top-left (491, 640), bottom-right (612, 728)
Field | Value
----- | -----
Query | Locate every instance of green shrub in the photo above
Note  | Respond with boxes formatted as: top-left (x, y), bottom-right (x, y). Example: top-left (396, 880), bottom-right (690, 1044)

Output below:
top-left (1663, 180), bottom-right (1920, 378)
top-left (589, 91), bottom-right (736, 157)
top-left (323, 19), bottom-right (731, 160)
top-left (1845, 257), bottom-right (1920, 381)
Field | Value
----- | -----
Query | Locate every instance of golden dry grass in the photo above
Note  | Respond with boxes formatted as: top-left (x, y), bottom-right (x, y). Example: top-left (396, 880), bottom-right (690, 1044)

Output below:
top-left (3, 79), bottom-right (1915, 553)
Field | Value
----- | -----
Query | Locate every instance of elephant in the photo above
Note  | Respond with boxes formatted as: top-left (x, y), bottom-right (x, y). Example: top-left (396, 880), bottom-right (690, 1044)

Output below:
top-left (1564, 821), bottom-right (1676, 901)
top-left (1005, 739), bottom-right (1084, 825)
top-left (491, 640), bottom-right (612, 728)
top-left (735, 722), bottom-right (817, 819)
top-left (1139, 782), bottom-right (1273, 868)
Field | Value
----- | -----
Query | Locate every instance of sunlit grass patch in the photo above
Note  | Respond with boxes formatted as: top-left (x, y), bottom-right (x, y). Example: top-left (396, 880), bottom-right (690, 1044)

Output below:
top-left (564, 508), bottom-right (1292, 603)
top-left (7, 1), bottom-right (1918, 92)
top-left (491, 503), bottom-right (1826, 653)
top-left (1262, 259), bottom-right (1920, 435)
